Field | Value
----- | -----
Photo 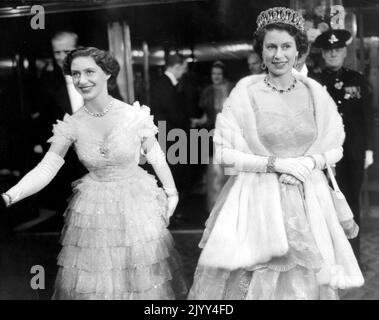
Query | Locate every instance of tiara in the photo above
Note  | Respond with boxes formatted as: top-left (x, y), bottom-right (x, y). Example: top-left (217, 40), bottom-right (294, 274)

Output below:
top-left (256, 7), bottom-right (305, 32)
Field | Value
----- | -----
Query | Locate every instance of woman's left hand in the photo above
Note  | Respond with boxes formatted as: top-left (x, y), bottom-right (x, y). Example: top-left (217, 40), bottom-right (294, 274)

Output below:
top-left (297, 156), bottom-right (316, 171)
top-left (165, 194), bottom-right (179, 224)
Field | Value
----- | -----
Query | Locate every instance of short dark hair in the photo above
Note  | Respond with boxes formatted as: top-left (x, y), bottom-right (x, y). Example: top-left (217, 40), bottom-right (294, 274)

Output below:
top-left (52, 31), bottom-right (79, 46)
top-left (253, 23), bottom-right (309, 60)
top-left (165, 53), bottom-right (186, 68)
top-left (63, 47), bottom-right (120, 90)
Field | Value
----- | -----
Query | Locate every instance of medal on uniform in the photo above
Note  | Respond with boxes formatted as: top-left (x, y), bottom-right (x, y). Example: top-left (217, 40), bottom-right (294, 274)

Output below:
top-left (334, 81), bottom-right (343, 90)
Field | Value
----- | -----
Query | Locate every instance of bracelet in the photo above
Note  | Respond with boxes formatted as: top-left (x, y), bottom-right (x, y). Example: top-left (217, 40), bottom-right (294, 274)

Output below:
top-left (164, 187), bottom-right (178, 197)
top-left (1, 193), bottom-right (12, 207)
top-left (266, 156), bottom-right (276, 173)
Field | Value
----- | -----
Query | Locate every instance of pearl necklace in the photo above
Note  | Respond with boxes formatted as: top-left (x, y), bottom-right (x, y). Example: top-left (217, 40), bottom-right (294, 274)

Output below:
top-left (264, 76), bottom-right (297, 94)
top-left (84, 98), bottom-right (114, 117)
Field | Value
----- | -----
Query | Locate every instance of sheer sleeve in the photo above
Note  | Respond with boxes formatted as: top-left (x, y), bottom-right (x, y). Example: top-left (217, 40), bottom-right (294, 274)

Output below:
top-left (47, 114), bottom-right (75, 146)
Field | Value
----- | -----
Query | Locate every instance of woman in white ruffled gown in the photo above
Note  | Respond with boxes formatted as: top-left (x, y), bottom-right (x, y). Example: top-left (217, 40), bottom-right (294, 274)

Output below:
top-left (1, 47), bottom-right (187, 299)
top-left (188, 7), bottom-right (364, 300)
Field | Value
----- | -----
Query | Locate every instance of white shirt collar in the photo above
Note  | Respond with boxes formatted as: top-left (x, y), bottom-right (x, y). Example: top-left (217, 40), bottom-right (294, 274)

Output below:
top-left (65, 75), bottom-right (84, 113)
top-left (164, 70), bottom-right (178, 86)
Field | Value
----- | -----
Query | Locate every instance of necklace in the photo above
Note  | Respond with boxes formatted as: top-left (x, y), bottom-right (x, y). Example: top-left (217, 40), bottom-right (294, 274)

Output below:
top-left (264, 76), bottom-right (297, 94)
top-left (84, 98), bottom-right (114, 117)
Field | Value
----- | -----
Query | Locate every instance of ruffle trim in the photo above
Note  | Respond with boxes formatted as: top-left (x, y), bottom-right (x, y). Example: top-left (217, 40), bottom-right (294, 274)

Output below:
top-left (47, 114), bottom-right (75, 145)
top-left (60, 222), bottom-right (172, 248)
top-left (53, 253), bottom-right (188, 299)
top-left (130, 101), bottom-right (158, 140)
top-left (64, 209), bottom-right (166, 231)
top-left (64, 175), bottom-right (168, 229)
top-left (57, 234), bottom-right (175, 270)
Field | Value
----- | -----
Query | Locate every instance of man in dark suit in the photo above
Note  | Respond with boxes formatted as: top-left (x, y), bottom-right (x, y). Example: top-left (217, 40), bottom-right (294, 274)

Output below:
top-left (311, 29), bottom-right (375, 261)
top-left (151, 54), bottom-right (189, 132)
top-left (150, 53), bottom-right (190, 222)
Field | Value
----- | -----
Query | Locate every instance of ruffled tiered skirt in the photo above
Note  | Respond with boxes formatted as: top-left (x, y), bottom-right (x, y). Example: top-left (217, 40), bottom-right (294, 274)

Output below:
top-left (188, 183), bottom-right (339, 300)
top-left (52, 169), bottom-right (187, 300)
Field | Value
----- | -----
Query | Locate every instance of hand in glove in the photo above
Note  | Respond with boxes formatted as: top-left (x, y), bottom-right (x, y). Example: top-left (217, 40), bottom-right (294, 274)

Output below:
top-left (278, 156), bottom-right (315, 185)
top-left (143, 138), bottom-right (179, 227)
top-left (0, 193), bottom-right (8, 213)
top-left (274, 158), bottom-right (313, 182)
top-left (297, 156), bottom-right (316, 171)
top-left (279, 173), bottom-right (302, 185)
top-left (364, 150), bottom-right (374, 169)
top-left (164, 187), bottom-right (179, 225)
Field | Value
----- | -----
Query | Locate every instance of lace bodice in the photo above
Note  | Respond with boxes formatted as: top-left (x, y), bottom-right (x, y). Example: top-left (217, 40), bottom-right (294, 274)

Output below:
top-left (47, 100), bottom-right (158, 181)
top-left (252, 82), bottom-right (317, 158)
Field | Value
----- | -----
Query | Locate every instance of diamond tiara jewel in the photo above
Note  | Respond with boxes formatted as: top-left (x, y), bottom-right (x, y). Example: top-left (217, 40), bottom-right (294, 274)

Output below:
top-left (256, 7), bottom-right (305, 32)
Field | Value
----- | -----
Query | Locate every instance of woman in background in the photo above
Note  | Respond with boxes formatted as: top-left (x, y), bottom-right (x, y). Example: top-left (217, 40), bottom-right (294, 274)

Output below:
top-left (193, 61), bottom-right (234, 212)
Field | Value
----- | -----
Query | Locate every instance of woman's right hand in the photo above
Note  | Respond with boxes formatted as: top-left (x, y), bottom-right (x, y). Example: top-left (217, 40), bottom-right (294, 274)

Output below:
top-left (274, 158), bottom-right (312, 182)
top-left (1, 193), bottom-right (9, 211)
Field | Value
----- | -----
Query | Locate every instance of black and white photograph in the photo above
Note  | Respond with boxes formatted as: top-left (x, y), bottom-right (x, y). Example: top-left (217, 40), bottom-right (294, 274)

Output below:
top-left (0, 0), bottom-right (379, 302)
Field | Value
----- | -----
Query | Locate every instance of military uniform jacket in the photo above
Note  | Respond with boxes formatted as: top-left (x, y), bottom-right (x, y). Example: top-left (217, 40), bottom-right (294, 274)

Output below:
top-left (310, 67), bottom-right (375, 162)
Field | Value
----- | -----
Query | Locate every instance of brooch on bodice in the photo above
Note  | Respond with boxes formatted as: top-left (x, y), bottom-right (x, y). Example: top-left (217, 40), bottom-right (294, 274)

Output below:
top-left (99, 144), bottom-right (109, 158)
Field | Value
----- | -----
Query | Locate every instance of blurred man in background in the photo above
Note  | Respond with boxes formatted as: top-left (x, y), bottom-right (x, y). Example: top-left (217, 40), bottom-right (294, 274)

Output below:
top-left (312, 29), bottom-right (375, 261)
top-left (150, 53), bottom-right (190, 225)
top-left (247, 51), bottom-right (264, 75)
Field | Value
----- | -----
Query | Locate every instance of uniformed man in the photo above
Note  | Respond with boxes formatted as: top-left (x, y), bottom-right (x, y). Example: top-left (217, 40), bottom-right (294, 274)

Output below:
top-left (312, 29), bottom-right (375, 261)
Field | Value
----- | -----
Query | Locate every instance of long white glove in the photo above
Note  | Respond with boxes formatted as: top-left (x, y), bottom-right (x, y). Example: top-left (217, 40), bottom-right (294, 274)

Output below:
top-left (215, 148), bottom-right (268, 172)
top-left (217, 148), bottom-right (313, 182)
top-left (144, 141), bottom-right (178, 225)
top-left (274, 158), bottom-right (313, 182)
top-left (365, 150), bottom-right (374, 169)
top-left (1, 152), bottom-right (64, 206)
top-left (279, 148), bottom-right (343, 185)
top-left (307, 147), bottom-right (343, 170)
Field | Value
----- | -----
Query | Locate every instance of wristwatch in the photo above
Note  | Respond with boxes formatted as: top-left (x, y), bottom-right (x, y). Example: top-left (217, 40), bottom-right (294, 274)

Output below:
top-left (266, 156), bottom-right (276, 173)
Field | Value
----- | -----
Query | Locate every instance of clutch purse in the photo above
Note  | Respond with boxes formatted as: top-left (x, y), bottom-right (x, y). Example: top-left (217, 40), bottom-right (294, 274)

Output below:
top-left (323, 156), bottom-right (359, 239)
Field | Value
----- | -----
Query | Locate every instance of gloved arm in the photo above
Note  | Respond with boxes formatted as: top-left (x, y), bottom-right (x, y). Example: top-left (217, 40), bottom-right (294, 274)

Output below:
top-left (364, 150), bottom-right (374, 169)
top-left (278, 156), bottom-right (315, 185)
top-left (307, 147), bottom-right (343, 170)
top-left (1, 151), bottom-right (65, 206)
top-left (279, 149), bottom-right (343, 185)
top-left (215, 147), bottom-right (268, 172)
top-left (143, 138), bottom-right (178, 225)
top-left (216, 147), bottom-right (312, 182)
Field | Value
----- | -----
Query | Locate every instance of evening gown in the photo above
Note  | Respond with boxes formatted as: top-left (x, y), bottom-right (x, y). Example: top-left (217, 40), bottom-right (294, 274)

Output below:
top-left (48, 100), bottom-right (187, 299)
top-left (189, 83), bottom-right (339, 300)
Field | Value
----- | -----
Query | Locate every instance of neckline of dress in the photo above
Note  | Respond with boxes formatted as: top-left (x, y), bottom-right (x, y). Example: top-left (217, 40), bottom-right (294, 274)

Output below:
top-left (79, 105), bottom-right (131, 143)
